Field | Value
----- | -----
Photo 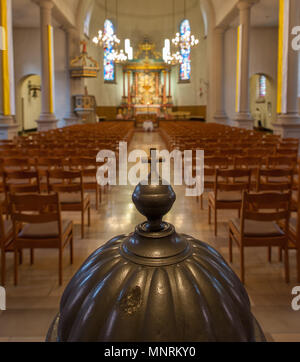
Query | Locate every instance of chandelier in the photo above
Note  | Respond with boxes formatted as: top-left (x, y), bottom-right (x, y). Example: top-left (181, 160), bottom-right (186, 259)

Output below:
top-left (92, 0), bottom-right (127, 63)
top-left (171, 0), bottom-right (199, 51)
top-left (163, 0), bottom-right (193, 66)
top-left (92, 28), bottom-right (120, 49)
top-left (172, 31), bottom-right (199, 51)
top-left (166, 51), bottom-right (183, 65)
top-left (162, 0), bottom-right (181, 66)
top-left (107, 49), bottom-right (128, 63)
top-left (163, 39), bottom-right (182, 65)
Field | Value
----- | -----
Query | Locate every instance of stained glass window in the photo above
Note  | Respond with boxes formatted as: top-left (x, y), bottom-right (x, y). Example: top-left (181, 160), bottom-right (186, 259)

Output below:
top-left (258, 75), bottom-right (267, 98)
top-left (103, 20), bottom-right (115, 82)
top-left (179, 19), bottom-right (191, 82)
top-left (83, 5), bottom-right (92, 37)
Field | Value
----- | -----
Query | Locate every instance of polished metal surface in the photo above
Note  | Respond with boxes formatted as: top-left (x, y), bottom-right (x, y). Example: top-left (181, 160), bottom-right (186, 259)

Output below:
top-left (47, 173), bottom-right (266, 342)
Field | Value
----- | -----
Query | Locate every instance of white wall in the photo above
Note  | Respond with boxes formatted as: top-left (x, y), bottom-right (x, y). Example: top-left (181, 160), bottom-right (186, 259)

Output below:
top-left (224, 26), bottom-right (278, 128)
top-left (224, 27), bottom-right (236, 122)
top-left (211, 0), bottom-right (238, 26)
top-left (53, 28), bottom-right (68, 126)
top-left (0, 55), bottom-right (3, 115)
top-left (13, 27), bottom-right (68, 128)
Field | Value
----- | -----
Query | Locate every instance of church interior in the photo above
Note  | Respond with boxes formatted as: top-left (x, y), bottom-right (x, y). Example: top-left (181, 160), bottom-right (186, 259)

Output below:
top-left (0, 0), bottom-right (300, 343)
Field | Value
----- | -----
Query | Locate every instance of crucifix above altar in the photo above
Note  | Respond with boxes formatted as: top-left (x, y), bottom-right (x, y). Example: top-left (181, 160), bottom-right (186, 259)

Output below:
top-left (120, 39), bottom-right (173, 120)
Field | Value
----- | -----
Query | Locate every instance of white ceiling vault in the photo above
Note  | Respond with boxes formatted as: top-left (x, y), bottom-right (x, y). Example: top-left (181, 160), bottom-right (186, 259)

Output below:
top-left (11, 0), bottom-right (279, 30)
top-left (12, 0), bottom-right (40, 28)
top-left (95, 0), bottom-right (200, 20)
top-left (91, 0), bottom-right (204, 48)
top-left (249, 0), bottom-right (279, 27)
top-left (11, 0), bottom-right (80, 28)
top-left (229, 0), bottom-right (279, 27)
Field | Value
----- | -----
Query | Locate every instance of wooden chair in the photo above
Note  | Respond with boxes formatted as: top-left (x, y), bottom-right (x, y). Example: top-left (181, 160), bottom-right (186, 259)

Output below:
top-left (4, 170), bottom-right (41, 192)
top-left (229, 191), bottom-right (291, 284)
top-left (199, 156), bottom-right (228, 209)
top-left (10, 193), bottom-right (73, 285)
top-left (208, 168), bottom-right (251, 236)
top-left (0, 204), bottom-right (15, 286)
top-left (36, 157), bottom-right (64, 192)
top-left (276, 148), bottom-right (298, 157)
top-left (285, 215), bottom-right (300, 282)
top-left (267, 156), bottom-right (297, 170)
top-left (234, 156), bottom-right (262, 190)
top-left (2, 170), bottom-right (41, 217)
top-left (256, 168), bottom-right (294, 262)
top-left (246, 148), bottom-right (270, 163)
top-left (7, 176), bottom-right (43, 265)
top-left (222, 148), bottom-right (245, 165)
top-left (2, 157), bottom-right (30, 171)
top-left (280, 162), bottom-right (300, 282)
top-left (256, 168), bottom-right (294, 193)
top-left (47, 170), bottom-right (91, 238)
top-left (69, 157), bottom-right (102, 210)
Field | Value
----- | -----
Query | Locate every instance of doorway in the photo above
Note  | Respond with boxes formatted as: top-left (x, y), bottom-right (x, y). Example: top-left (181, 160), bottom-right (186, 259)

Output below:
top-left (250, 73), bottom-right (276, 130)
top-left (17, 74), bottom-right (41, 132)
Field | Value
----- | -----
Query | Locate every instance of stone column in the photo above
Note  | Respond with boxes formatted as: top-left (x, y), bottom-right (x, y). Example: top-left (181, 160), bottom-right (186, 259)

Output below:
top-left (64, 27), bottom-right (83, 126)
top-left (163, 71), bottom-right (167, 104)
top-left (135, 72), bottom-right (138, 98)
top-left (155, 72), bottom-right (159, 98)
top-left (36, 0), bottom-right (58, 132)
top-left (273, 0), bottom-right (300, 138)
top-left (0, 0), bottom-right (18, 139)
top-left (213, 26), bottom-right (228, 125)
top-left (123, 71), bottom-right (126, 98)
top-left (127, 71), bottom-right (131, 104)
top-left (233, 0), bottom-right (256, 130)
top-left (168, 69), bottom-right (171, 98)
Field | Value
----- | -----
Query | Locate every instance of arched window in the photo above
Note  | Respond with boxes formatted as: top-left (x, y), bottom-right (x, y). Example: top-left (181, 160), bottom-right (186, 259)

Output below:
top-left (256, 74), bottom-right (267, 102)
top-left (179, 19), bottom-right (191, 82)
top-left (83, 7), bottom-right (92, 38)
top-left (103, 19), bottom-right (115, 82)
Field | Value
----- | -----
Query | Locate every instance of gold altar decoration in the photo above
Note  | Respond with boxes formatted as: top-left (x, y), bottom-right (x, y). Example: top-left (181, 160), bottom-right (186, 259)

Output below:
top-left (70, 41), bottom-right (100, 78)
top-left (124, 40), bottom-right (170, 72)
top-left (136, 73), bottom-right (156, 105)
top-left (120, 39), bottom-right (172, 123)
top-left (134, 41), bottom-right (161, 60)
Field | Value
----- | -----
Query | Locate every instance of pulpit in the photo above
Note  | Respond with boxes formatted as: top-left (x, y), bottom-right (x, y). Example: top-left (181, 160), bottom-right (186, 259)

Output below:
top-left (73, 87), bottom-right (97, 123)
top-left (73, 94), bottom-right (97, 123)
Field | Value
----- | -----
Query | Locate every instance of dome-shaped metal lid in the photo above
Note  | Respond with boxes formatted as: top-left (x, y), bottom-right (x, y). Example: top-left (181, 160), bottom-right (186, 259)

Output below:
top-left (46, 152), bottom-right (266, 342)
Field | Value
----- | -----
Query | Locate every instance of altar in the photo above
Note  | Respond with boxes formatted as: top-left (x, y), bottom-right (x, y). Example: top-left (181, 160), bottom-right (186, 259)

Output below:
top-left (119, 40), bottom-right (173, 121)
top-left (134, 104), bottom-right (161, 116)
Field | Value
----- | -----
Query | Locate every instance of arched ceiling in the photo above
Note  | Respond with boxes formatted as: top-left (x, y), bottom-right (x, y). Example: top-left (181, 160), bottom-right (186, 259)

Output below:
top-left (12, 0), bottom-right (80, 28)
top-left (90, 0), bottom-right (205, 48)
top-left (12, 0), bottom-right (41, 27)
top-left (230, 0), bottom-right (278, 27)
top-left (11, 0), bottom-right (279, 31)
top-left (95, 0), bottom-right (200, 20)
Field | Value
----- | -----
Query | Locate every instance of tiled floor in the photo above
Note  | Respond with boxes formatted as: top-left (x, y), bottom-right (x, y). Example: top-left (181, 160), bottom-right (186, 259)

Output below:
top-left (0, 130), bottom-right (300, 342)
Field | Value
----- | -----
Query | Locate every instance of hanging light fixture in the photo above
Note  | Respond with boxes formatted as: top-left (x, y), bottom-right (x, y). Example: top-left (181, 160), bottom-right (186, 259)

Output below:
top-left (92, 0), bottom-right (120, 48)
top-left (107, 49), bottom-right (128, 63)
top-left (125, 39), bottom-right (133, 60)
top-left (171, 0), bottom-right (199, 51)
top-left (92, 0), bottom-right (127, 61)
top-left (113, 0), bottom-right (128, 63)
top-left (163, 0), bottom-right (183, 65)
